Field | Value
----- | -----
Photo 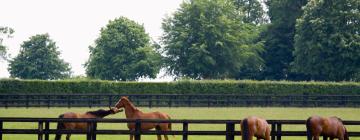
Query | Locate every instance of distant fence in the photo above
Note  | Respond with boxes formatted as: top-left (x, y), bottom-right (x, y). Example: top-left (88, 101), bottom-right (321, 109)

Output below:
top-left (0, 118), bottom-right (360, 140)
top-left (0, 94), bottom-right (359, 108)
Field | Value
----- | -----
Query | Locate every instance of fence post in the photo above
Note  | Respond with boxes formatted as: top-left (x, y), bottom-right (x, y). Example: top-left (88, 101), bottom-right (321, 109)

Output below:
top-left (0, 121), bottom-right (3, 140)
top-left (92, 122), bottom-right (97, 140)
top-left (303, 93), bottom-right (309, 107)
top-left (26, 95), bottom-right (29, 108)
top-left (108, 95), bottom-right (112, 107)
top-left (67, 96), bottom-right (71, 108)
top-left (135, 119), bottom-right (141, 140)
top-left (276, 123), bottom-right (282, 140)
top-left (271, 123), bottom-right (276, 140)
top-left (38, 121), bottom-right (43, 140)
top-left (86, 122), bottom-right (93, 140)
top-left (242, 119), bottom-right (249, 140)
top-left (226, 122), bottom-right (235, 140)
top-left (44, 121), bottom-right (49, 140)
top-left (187, 96), bottom-right (192, 107)
top-left (182, 122), bottom-right (188, 140)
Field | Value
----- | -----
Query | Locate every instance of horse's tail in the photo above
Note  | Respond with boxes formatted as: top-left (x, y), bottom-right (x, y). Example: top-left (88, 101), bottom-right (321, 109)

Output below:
top-left (306, 117), bottom-right (312, 140)
top-left (344, 127), bottom-right (349, 140)
top-left (55, 114), bottom-right (65, 140)
top-left (241, 118), bottom-right (249, 140)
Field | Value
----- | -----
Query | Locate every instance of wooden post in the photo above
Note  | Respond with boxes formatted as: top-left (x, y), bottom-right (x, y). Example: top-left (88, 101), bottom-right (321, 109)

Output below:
top-left (182, 122), bottom-right (188, 140)
top-left (108, 95), bottom-right (112, 107)
top-left (242, 119), bottom-right (249, 140)
top-left (87, 122), bottom-right (93, 140)
top-left (38, 121), bottom-right (43, 140)
top-left (26, 95), bottom-right (29, 108)
top-left (276, 123), bottom-right (282, 140)
top-left (92, 122), bottom-right (97, 140)
top-left (271, 123), bottom-right (276, 140)
top-left (0, 121), bottom-right (3, 140)
top-left (44, 121), bottom-right (49, 140)
top-left (67, 96), bottom-right (71, 108)
top-left (226, 122), bottom-right (235, 140)
top-left (135, 120), bottom-right (141, 140)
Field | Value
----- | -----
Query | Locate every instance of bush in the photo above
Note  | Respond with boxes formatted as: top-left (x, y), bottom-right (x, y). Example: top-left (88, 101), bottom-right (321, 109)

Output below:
top-left (0, 79), bottom-right (359, 95)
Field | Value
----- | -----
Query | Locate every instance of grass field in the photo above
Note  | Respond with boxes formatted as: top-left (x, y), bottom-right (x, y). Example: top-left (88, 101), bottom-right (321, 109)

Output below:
top-left (0, 107), bottom-right (359, 140)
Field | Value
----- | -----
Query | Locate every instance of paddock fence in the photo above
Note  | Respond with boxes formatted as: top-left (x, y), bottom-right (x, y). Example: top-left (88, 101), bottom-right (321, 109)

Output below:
top-left (0, 118), bottom-right (360, 140)
top-left (0, 94), bottom-right (359, 108)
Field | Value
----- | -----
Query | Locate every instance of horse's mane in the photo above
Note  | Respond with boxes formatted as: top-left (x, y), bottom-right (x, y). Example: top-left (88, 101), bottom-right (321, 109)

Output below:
top-left (123, 98), bottom-right (139, 111)
top-left (86, 109), bottom-right (112, 118)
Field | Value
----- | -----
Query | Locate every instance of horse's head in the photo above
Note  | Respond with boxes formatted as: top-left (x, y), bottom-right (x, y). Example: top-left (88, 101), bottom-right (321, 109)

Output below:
top-left (115, 96), bottom-right (129, 109)
top-left (109, 106), bottom-right (123, 114)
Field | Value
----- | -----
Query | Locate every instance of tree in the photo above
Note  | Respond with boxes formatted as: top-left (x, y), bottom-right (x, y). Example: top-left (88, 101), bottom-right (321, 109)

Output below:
top-left (85, 17), bottom-right (162, 81)
top-left (293, 0), bottom-right (360, 81)
top-left (8, 34), bottom-right (71, 79)
top-left (261, 0), bottom-right (308, 80)
top-left (162, 0), bottom-right (264, 79)
top-left (233, 0), bottom-right (268, 25)
top-left (0, 26), bottom-right (14, 60)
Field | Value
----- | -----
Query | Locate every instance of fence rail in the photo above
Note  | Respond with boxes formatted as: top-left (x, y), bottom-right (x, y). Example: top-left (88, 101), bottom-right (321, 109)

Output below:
top-left (0, 118), bottom-right (360, 140)
top-left (0, 94), bottom-right (359, 108)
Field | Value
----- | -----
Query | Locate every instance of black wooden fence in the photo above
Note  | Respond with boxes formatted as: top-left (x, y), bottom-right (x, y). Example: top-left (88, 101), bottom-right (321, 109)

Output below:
top-left (0, 94), bottom-right (359, 108)
top-left (0, 118), bottom-right (360, 140)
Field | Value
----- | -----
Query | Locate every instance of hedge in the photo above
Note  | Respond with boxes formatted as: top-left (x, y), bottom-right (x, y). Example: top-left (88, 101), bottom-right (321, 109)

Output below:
top-left (0, 79), bottom-right (359, 95)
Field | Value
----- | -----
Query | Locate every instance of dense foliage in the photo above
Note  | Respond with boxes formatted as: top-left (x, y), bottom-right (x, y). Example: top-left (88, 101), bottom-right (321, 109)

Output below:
top-left (1, 79), bottom-right (359, 95)
top-left (86, 17), bottom-right (162, 81)
top-left (293, 0), bottom-right (360, 81)
top-left (162, 0), bottom-right (264, 79)
top-left (261, 0), bottom-right (308, 80)
top-left (8, 34), bottom-right (71, 80)
top-left (232, 0), bottom-right (267, 24)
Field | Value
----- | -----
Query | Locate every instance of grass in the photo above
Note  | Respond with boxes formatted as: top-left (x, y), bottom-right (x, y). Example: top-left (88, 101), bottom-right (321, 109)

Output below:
top-left (0, 107), bottom-right (359, 140)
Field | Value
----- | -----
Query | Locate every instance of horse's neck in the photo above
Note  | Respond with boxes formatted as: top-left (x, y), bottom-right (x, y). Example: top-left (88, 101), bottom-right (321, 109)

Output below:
top-left (124, 102), bottom-right (142, 118)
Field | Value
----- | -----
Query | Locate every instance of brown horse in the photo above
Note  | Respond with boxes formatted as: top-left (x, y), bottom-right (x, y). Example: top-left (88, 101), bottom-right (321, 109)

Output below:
top-left (241, 116), bottom-right (270, 140)
top-left (55, 107), bottom-right (122, 140)
top-left (114, 96), bottom-right (173, 140)
top-left (306, 116), bottom-right (349, 140)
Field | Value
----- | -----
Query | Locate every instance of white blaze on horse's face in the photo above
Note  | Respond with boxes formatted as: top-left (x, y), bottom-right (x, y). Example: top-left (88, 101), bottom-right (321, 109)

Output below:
top-left (115, 98), bottom-right (124, 109)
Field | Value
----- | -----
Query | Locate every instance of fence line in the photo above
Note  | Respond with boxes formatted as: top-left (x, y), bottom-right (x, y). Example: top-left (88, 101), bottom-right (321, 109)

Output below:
top-left (0, 118), bottom-right (360, 140)
top-left (0, 94), bottom-right (359, 108)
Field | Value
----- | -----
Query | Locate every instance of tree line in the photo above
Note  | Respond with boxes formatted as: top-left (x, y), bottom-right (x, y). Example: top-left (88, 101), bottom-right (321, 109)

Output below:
top-left (1, 0), bottom-right (359, 81)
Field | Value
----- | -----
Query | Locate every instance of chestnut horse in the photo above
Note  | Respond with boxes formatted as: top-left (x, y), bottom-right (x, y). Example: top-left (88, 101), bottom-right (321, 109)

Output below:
top-left (55, 107), bottom-right (122, 140)
top-left (306, 116), bottom-right (349, 140)
top-left (114, 96), bottom-right (173, 140)
top-left (241, 116), bottom-right (270, 140)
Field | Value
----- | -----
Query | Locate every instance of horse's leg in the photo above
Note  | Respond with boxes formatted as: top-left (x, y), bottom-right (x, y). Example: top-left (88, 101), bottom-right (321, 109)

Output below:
top-left (313, 135), bottom-right (320, 140)
top-left (155, 125), bottom-right (162, 140)
top-left (66, 134), bottom-right (71, 140)
top-left (323, 136), bottom-right (328, 140)
top-left (129, 128), bottom-right (134, 140)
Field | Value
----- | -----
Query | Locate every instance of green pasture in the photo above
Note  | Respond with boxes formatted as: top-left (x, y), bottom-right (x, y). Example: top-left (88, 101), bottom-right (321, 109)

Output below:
top-left (0, 107), bottom-right (359, 140)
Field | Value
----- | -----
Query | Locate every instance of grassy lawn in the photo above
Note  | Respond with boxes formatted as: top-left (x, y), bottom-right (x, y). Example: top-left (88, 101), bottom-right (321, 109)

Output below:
top-left (0, 107), bottom-right (359, 140)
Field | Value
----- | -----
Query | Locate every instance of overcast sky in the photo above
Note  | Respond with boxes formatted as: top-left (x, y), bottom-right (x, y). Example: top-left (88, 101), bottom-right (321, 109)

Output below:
top-left (0, 0), bottom-right (183, 80)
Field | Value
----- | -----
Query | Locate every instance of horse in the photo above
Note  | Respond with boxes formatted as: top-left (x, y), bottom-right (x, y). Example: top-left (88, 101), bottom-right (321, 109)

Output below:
top-left (240, 116), bottom-right (270, 140)
top-left (114, 96), bottom-right (173, 140)
top-left (306, 116), bottom-right (349, 140)
top-left (55, 107), bottom-right (122, 140)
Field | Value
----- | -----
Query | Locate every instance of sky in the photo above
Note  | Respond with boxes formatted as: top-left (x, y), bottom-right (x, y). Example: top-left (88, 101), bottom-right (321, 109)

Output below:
top-left (0, 0), bottom-right (183, 81)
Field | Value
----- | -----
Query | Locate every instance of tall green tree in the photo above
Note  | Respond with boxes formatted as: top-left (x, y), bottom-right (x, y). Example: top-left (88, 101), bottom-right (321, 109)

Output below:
top-left (0, 26), bottom-right (14, 60)
top-left (261, 0), bottom-right (308, 80)
top-left (233, 0), bottom-right (267, 25)
top-left (8, 34), bottom-right (71, 79)
top-left (162, 0), bottom-right (264, 79)
top-left (85, 17), bottom-right (162, 81)
top-left (293, 0), bottom-right (360, 81)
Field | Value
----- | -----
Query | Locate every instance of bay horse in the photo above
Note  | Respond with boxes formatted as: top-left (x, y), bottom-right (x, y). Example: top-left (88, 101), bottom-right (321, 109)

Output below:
top-left (306, 116), bottom-right (349, 140)
top-left (55, 107), bottom-right (122, 140)
top-left (114, 96), bottom-right (173, 140)
top-left (241, 116), bottom-right (270, 140)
